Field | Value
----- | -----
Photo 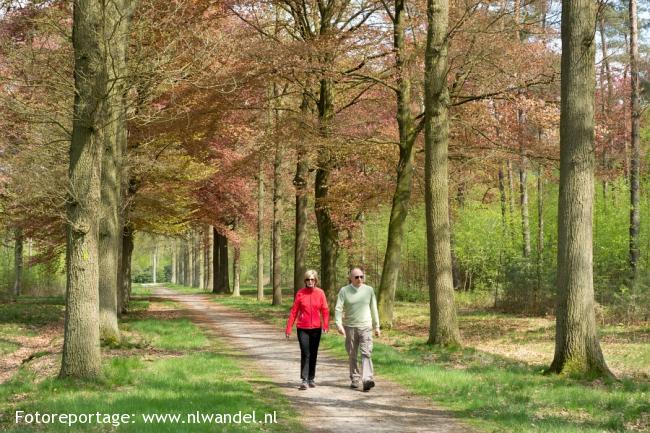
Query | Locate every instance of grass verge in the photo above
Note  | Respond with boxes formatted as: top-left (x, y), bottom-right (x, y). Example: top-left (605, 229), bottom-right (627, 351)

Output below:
top-left (192, 284), bottom-right (650, 433)
top-left (0, 296), bottom-right (305, 433)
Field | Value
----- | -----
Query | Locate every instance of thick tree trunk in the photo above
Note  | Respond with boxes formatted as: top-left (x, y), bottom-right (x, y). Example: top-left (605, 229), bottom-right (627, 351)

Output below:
top-left (377, 0), bottom-right (417, 328)
top-left (99, 0), bottom-right (133, 345)
top-left (424, 0), bottom-right (460, 346)
top-left (629, 0), bottom-right (640, 276)
top-left (13, 228), bottom-right (23, 297)
top-left (315, 77), bottom-right (340, 308)
top-left (548, 0), bottom-right (612, 378)
top-left (257, 162), bottom-right (265, 300)
top-left (60, 0), bottom-right (108, 379)
top-left (272, 133), bottom-right (283, 305)
top-left (293, 93), bottom-right (310, 297)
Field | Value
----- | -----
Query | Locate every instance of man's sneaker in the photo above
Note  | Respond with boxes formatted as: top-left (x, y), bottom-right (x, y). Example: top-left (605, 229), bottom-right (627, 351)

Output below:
top-left (299, 380), bottom-right (308, 390)
top-left (308, 380), bottom-right (316, 388)
top-left (362, 380), bottom-right (375, 392)
top-left (350, 380), bottom-right (360, 389)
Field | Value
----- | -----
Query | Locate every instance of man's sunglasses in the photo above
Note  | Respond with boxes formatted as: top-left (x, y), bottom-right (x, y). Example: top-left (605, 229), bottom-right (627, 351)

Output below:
top-left (353, 275), bottom-right (364, 280)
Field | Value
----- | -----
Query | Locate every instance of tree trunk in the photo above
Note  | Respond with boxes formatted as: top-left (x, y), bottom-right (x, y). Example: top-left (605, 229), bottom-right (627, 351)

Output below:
top-left (205, 226), bottom-right (213, 290)
top-left (272, 127), bottom-right (283, 305)
top-left (257, 161), bottom-right (265, 300)
top-left (629, 0), bottom-right (640, 276)
top-left (13, 228), bottom-right (23, 297)
top-left (187, 235), bottom-right (194, 288)
top-left (519, 125), bottom-right (531, 258)
top-left (212, 230), bottom-right (229, 293)
top-left (506, 159), bottom-right (516, 244)
top-left (171, 240), bottom-right (177, 284)
top-left (197, 230), bottom-right (204, 289)
top-left (378, 0), bottom-right (417, 328)
top-left (220, 234), bottom-right (229, 293)
top-left (233, 242), bottom-right (241, 297)
top-left (498, 165), bottom-right (507, 233)
top-left (121, 224), bottom-right (134, 311)
top-left (99, 0), bottom-right (133, 344)
top-left (60, 0), bottom-right (108, 379)
top-left (293, 92), bottom-right (310, 297)
top-left (535, 164), bottom-right (544, 308)
top-left (315, 77), bottom-right (340, 308)
top-left (548, 0), bottom-right (612, 378)
top-left (424, 0), bottom-right (460, 346)
top-left (152, 243), bottom-right (157, 285)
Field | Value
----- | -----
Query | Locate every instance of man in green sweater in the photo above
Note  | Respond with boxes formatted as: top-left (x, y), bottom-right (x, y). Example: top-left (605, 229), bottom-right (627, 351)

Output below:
top-left (335, 267), bottom-right (381, 392)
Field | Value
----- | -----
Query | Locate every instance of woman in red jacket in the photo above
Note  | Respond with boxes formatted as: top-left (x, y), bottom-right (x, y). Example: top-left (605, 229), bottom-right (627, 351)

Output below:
top-left (285, 269), bottom-right (330, 390)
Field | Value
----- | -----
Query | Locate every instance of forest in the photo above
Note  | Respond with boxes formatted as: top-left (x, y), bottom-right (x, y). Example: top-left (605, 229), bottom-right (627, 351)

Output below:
top-left (0, 0), bottom-right (649, 432)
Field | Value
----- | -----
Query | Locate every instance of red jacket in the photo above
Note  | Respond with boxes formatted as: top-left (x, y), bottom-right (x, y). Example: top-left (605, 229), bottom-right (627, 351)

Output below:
top-left (285, 287), bottom-right (330, 333)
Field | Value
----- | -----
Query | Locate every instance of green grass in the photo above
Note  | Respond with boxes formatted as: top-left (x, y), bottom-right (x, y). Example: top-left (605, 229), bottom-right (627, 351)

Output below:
top-left (1, 297), bottom-right (305, 433)
top-left (0, 338), bottom-right (20, 355)
top-left (192, 284), bottom-right (650, 433)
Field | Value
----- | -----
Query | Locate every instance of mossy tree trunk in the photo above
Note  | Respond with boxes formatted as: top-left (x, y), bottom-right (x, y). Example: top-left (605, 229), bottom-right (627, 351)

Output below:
top-left (60, 0), bottom-right (110, 379)
top-left (423, 0), bottom-right (461, 347)
top-left (548, 0), bottom-right (612, 378)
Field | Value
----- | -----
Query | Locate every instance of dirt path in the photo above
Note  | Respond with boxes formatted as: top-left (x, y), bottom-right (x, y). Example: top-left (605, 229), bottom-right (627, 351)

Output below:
top-left (155, 288), bottom-right (473, 433)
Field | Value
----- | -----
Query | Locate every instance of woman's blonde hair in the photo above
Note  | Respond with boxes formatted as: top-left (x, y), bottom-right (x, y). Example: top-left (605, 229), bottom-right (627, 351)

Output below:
top-left (304, 269), bottom-right (319, 286)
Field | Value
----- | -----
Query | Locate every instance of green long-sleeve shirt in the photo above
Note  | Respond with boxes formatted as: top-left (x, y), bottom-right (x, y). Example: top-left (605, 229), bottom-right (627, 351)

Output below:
top-left (334, 283), bottom-right (380, 329)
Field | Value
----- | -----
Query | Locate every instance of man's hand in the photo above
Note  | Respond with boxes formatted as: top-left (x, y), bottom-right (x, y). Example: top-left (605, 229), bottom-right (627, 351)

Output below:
top-left (374, 328), bottom-right (381, 337)
top-left (337, 325), bottom-right (346, 336)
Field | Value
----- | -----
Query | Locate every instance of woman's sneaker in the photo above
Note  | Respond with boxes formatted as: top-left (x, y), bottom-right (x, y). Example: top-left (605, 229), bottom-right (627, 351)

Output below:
top-left (350, 380), bottom-right (360, 389)
top-left (299, 380), bottom-right (308, 390)
top-left (308, 380), bottom-right (316, 388)
top-left (362, 380), bottom-right (375, 392)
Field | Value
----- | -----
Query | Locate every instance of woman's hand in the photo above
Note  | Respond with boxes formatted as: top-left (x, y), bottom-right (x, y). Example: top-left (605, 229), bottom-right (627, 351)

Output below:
top-left (285, 333), bottom-right (291, 340)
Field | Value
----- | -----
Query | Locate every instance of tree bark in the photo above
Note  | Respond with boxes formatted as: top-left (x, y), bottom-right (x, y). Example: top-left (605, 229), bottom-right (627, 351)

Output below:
top-left (272, 120), bottom-right (283, 305)
top-left (205, 226), bottom-right (213, 290)
top-left (629, 0), bottom-right (640, 276)
top-left (519, 125), bottom-right (531, 258)
top-left (424, 0), bottom-right (460, 346)
top-left (187, 235), bottom-right (194, 288)
top-left (547, 0), bottom-right (612, 378)
top-left (377, 0), bottom-right (418, 328)
top-left (498, 165), bottom-right (507, 233)
top-left (121, 224), bottom-right (134, 311)
top-left (171, 240), bottom-right (177, 284)
top-left (152, 243), bottom-right (157, 284)
top-left (60, 0), bottom-right (109, 379)
top-left (257, 161), bottom-right (265, 300)
top-left (13, 228), bottom-right (23, 297)
top-left (506, 159), bottom-right (516, 244)
top-left (535, 164), bottom-right (544, 308)
top-left (293, 92), bottom-right (310, 297)
top-left (233, 243), bottom-right (241, 297)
